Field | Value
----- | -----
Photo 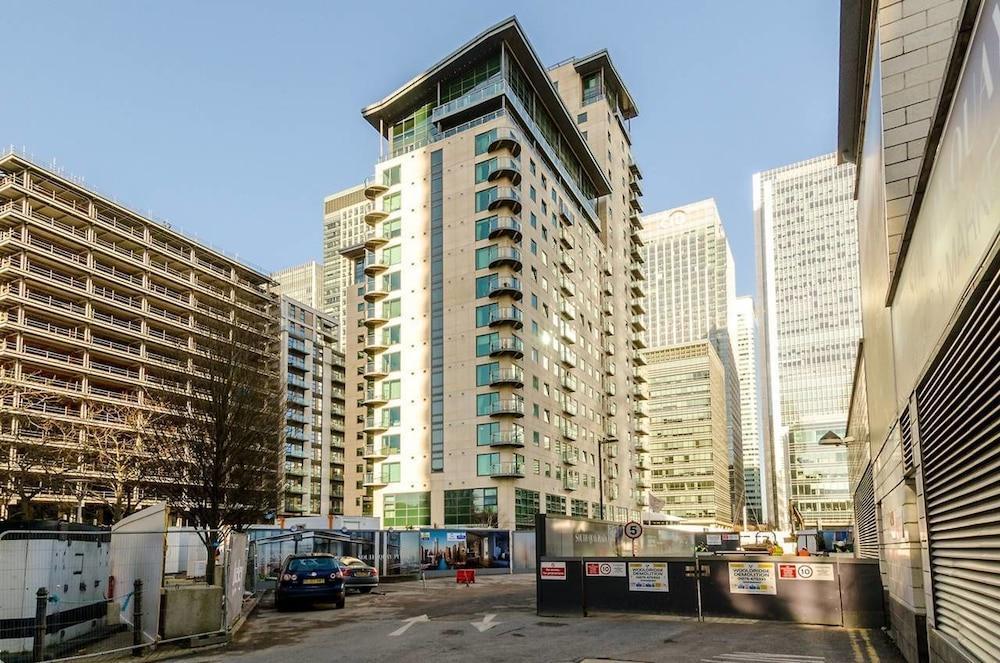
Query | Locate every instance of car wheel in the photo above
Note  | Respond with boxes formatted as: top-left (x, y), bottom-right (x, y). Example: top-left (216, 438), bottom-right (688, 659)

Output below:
top-left (336, 595), bottom-right (346, 609)
top-left (358, 587), bottom-right (373, 594)
top-left (274, 596), bottom-right (287, 612)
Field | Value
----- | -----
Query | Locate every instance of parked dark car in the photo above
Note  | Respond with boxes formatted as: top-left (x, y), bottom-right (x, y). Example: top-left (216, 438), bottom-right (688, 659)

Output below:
top-left (337, 556), bottom-right (379, 593)
top-left (274, 553), bottom-right (345, 610)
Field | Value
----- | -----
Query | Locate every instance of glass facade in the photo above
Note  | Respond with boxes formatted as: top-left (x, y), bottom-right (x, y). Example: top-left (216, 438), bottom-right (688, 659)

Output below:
top-left (430, 149), bottom-right (444, 471)
top-left (383, 492), bottom-right (431, 526)
top-left (444, 487), bottom-right (499, 526)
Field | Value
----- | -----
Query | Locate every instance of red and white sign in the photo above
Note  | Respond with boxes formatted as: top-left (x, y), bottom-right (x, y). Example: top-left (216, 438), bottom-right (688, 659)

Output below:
top-left (778, 563), bottom-right (835, 581)
top-left (585, 561), bottom-right (626, 577)
top-left (540, 561), bottom-right (567, 580)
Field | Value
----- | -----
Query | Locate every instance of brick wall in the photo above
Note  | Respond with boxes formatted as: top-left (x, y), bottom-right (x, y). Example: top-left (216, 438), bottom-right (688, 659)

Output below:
top-left (878, 0), bottom-right (962, 274)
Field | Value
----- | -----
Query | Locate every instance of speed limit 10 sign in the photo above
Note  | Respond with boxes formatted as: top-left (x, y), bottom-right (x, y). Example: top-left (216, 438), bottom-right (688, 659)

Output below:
top-left (624, 521), bottom-right (643, 539)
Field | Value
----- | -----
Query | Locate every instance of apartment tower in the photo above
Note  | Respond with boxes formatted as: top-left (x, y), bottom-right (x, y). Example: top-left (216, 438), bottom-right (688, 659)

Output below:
top-left (640, 200), bottom-right (744, 523)
top-left (322, 185), bottom-right (371, 348)
top-left (341, 17), bottom-right (648, 529)
top-left (753, 153), bottom-right (860, 530)
top-left (0, 151), bottom-right (277, 520)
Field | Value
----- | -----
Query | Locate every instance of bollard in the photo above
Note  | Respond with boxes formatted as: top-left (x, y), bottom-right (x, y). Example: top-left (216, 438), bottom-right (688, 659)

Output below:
top-left (32, 587), bottom-right (47, 662)
top-left (131, 579), bottom-right (143, 657)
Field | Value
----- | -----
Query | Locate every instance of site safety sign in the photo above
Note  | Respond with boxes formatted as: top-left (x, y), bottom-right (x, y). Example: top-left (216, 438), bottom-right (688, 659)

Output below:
top-left (778, 563), bottom-right (835, 581)
top-left (585, 561), bottom-right (626, 577)
top-left (540, 561), bottom-right (567, 580)
top-left (729, 561), bottom-right (777, 595)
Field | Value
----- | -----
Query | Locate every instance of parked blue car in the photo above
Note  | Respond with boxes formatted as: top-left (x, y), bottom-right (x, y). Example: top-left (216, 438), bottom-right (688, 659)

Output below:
top-left (274, 553), bottom-right (345, 611)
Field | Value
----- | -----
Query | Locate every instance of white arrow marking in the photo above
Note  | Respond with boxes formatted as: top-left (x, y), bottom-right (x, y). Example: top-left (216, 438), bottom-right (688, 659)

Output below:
top-left (470, 613), bottom-right (500, 632)
top-left (389, 614), bottom-right (429, 637)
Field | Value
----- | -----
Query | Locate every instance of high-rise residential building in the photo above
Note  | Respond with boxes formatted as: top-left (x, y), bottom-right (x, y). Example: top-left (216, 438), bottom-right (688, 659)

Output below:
top-left (272, 260), bottom-right (323, 309)
top-left (277, 295), bottom-right (345, 516)
top-left (753, 153), bottom-right (860, 531)
top-left (733, 296), bottom-right (764, 525)
top-left (0, 150), bottom-right (277, 520)
top-left (640, 199), bottom-right (744, 523)
top-left (645, 341), bottom-right (730, 526)
top-left (322, 185), bottom-right (371, 348)
top-left (340, 17), bottom-right (648, 529)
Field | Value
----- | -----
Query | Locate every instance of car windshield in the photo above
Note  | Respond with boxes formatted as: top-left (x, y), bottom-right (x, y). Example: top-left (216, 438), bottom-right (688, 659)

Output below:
top-left (287, 557), bottom-right (338, 573)
top-left (339, 557), bottom-right (366, 566)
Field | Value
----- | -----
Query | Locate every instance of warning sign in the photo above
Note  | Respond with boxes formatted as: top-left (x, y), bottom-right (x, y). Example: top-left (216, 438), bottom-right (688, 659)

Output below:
top-left (540, 561), bottom-right (566, 580)
top-left (778, 563), bottom-right (835, 581)
top-left (729, 562), bottom-right (777, 595)
top-left (585, 561), bottom-right (626, 577)
top-left (628, 562), bottom-right (669, 592)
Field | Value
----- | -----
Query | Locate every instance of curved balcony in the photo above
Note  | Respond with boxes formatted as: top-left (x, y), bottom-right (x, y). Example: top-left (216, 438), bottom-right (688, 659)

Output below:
top-left (363, 253), bottom-right (389, 277)
top-left (363, 415), bottom-right (389, 434)
top-left (487, 187), bottom-right (522, 214)
top-left (604, 424), bottom-right (619, 442)
top-left (634, 438), bottom-right (649, 453)
top-left (489, 366), bottom-right (524, 388)
top-left (490, 429), bottom-right (525, 449)
top-left (562, 450), bottom-right (578, 465)
top-left (488, 246), bottom-right (522, 271)
top-left (362, 305), bottom-right (388, 329)
top-left (362, 471), bottom-right (388, 487)
top-left (489, 461), bottom-right (524, 478)
top-left (488, 216), bottom-right (522, 242)
top-left (364, 234), bottom-right (390, 251)
top-left (363, 443), bottom-right (391, 460)
top-left (364, 210), bottom-right (389, 226)
top-left (560, 423), bottom-right (578, 441)
top-left (362, 389), bottom-right (389, 408)
top-left (363, 183), bottom-right (389, 201)
top-left (363, 361), bottom-right (388, 381)
top-left (488, 276), bottom-right (522, 300)
top-left (563, 476), bottom-right (580, 491)
top-left (487, 157), bottom-right (522, 186)
top-left (364, 278), bottom-right (389, 303)
top-left (488, 398), bottom-right (524, 418)
top-left (363, 334), bottom-right (389, 355)
top-left (488, 306), bottom-right (523, 329)
top-left (488, 128), bottom-right (521, 157)
top-left (489, 336), bottom-right (524, 358)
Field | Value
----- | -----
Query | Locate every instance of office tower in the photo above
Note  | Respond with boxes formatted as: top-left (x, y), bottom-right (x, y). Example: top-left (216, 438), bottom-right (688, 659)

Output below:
top-left (322, 185), bottom-right (371, 348)
top-left (277, 295), bottom-right (345, 516)
top-left (733, 296), bottom-right (764, 525)
top-left (640, 200), bottom-right (744, 523)
top-left (753, 153), bottom-right (860, 531)
top-left (340, 17), bottom-right (647, 529)
top-left (0, 151), bottom-right (277, 520)
top-left (272, 260), bottom-right (323, 309)
top-left (645, 341), bottom-right (730, 525)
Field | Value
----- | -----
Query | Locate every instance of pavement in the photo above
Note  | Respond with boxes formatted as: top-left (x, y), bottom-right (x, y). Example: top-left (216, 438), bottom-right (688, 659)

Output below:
top-left (187, 574), bottom-right (903, 663)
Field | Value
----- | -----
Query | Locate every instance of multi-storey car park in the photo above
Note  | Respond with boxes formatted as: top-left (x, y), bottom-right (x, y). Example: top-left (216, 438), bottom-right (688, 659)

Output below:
top-left (0, 150), bottom-right (278, 521)
top-left (340, 17), bottom-right (648, 530)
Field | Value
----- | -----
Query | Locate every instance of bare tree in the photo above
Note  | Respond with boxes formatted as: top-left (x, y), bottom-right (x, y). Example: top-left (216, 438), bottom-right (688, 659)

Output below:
top-left (147, 317), bottom-right (283, 584)
top-left (0, 374), bottom-right (78, 521)
top-left (83, 400), bottom-right (164, 523)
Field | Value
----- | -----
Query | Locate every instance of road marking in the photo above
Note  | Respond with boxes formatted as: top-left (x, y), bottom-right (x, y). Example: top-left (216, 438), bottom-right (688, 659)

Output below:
top-left (470, 613), bottom-right (500, 632)
top-left (701, 654), bottom-right (827, 663)
top-left (389, 614), bottom-right (429, 636)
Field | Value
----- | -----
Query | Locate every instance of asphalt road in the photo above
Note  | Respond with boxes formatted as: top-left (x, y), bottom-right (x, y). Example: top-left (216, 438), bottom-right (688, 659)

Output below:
top-left (189, 574), bottom-right (903, 663)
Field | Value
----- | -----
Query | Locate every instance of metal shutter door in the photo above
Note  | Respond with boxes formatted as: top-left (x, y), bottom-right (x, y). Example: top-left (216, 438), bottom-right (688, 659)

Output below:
top-left (853, 464), bottom-right (879, 559)
top-left (916, 259), bottom-right (1000, 662)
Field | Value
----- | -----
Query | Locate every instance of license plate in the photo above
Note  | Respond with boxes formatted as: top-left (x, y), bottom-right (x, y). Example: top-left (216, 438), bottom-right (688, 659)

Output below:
top-left (354, 571), bottom-right (369, 577)
top-left (303, 578), bottom-right (325, 585)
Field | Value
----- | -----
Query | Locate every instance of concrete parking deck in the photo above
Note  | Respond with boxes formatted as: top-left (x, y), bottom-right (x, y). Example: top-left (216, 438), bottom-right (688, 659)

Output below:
top-left (188, 575), bottom-right (903, 663)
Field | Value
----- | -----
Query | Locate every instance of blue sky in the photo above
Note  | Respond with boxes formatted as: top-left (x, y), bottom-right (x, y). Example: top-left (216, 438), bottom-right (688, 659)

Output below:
top-left (1, 1), bottom-right (839, 296)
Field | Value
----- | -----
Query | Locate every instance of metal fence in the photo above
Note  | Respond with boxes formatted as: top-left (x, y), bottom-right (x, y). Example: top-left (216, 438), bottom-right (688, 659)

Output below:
top-left (0, 526), bottom-right (248, 662)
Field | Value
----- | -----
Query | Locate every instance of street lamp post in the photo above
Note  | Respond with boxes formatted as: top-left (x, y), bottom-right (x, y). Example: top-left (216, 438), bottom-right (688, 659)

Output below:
top-left (596, 438), bottom-right (616, 521)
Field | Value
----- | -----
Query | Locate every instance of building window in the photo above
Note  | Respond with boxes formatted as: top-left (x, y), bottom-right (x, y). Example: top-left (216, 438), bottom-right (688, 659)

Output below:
top-left (515, 488), bottom-right (540, 528)
top-left (382, 165), bottom-right (401, 187)
top-left (475, 303), bottom-right (497, 327)
top-left (475, 158), bottom-right (496, 184)
top-left (571, 499), bottom-right (588, 517)
top-left (477, 453), bottom-right (500, 476)
top-left (474, 129), bottom-right (496, 156)
top-left (476, 332), bottom-right (498, 357)
top-left (381, 462), bottom-right (401, 483)
top-left (577, 112), bottom-right (587, 124)
top-left (475, 187), bottom-right (498, 212)
top-left (444, 487), bottom-right (498, 526)
top-left (476, 362), bottom-right (498, 386)
top-left (383, 192), bottom-right (401, 213)
top-left (475, 275), bottom-right (495, 298)
top-left (546, 494), bottom-right (566, 515)
top-left (477, 422), bottom-right (498, 446)
top-left (476, 392), bottom-right (499, 416)
top-left (383, 492), bottom-right (430, 526)
top-left (475, 215), bottom-right (498, 240)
